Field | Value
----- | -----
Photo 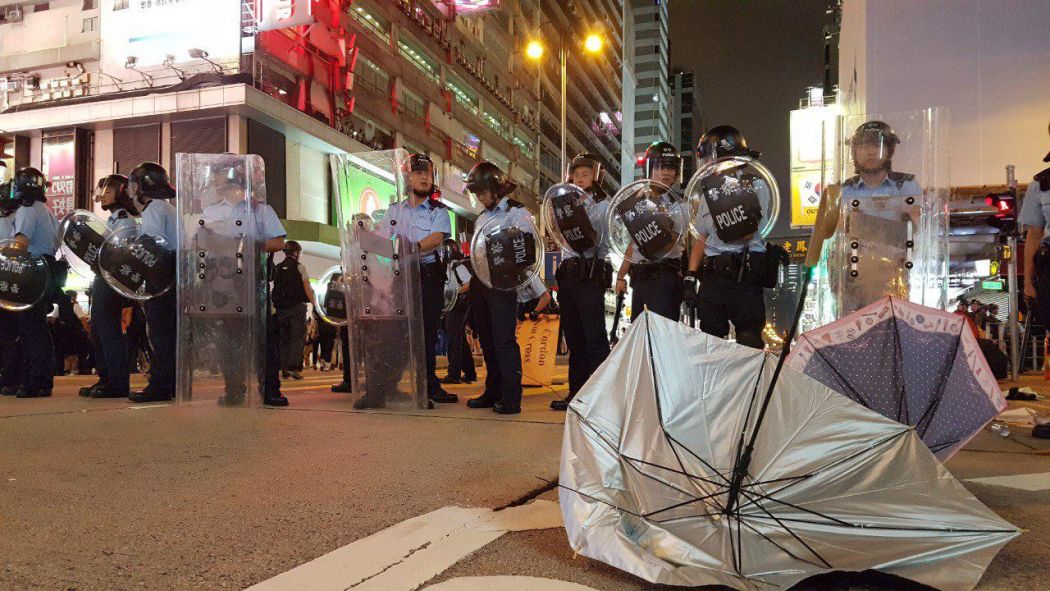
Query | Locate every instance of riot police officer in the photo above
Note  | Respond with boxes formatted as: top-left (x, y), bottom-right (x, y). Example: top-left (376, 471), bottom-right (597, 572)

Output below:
top-left (127, 163), bottom-right (178, 403)
top-left (0, 180), bottom-right (23, 396)
top-left (1020, 122), bottom-right (1050, 319)
top-left (614, 142), bottom-right (686, 321)
top-left (464, 162), bottom-right (549, 415)
top-left (840, 121), bottom-right (921, 199)
top-left (550, 154), bottom-right (611, 411)
top-left (380, 153), bottom-right (457, 405)
top-left (9, 167), bottom-right (60, 398)
top-left (685, 125), bottom-right (772, 349)
top-left (81, 175), bottom-right (138, 398)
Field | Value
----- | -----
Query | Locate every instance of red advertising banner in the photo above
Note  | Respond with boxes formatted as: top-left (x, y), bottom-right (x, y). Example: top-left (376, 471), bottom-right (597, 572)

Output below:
top-left (42, 135), bottom-right (76, 220)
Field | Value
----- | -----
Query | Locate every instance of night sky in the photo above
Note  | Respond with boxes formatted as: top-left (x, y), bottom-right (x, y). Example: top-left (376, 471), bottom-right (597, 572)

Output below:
top-left (668, 0), bottom-right (832, 237)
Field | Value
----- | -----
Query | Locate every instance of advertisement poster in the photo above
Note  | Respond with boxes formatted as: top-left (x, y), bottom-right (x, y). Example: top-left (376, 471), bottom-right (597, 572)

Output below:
top-left (517, 316), bottom-right (560, 387)
top-left (42, 135), bottom-right (76, 220)
top-left (332, 157), bottom-right (398, 226)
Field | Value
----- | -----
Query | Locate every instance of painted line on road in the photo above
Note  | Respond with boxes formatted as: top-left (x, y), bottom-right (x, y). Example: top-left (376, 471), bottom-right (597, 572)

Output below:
top-left (967, 471), bottom-right (1050, 491)
top-left (246, 500), bottom-right (563, 591)
top-left (423, 577), bottom-right (599, 591)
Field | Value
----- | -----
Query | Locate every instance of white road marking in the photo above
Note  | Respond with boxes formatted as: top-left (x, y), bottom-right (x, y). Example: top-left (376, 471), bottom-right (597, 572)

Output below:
top-left (967, 472), bottom-right (1050, 491)
top-left (247, 500), bottom-right (563, 591)
top-left (422, 576), bottom-right (600, 591)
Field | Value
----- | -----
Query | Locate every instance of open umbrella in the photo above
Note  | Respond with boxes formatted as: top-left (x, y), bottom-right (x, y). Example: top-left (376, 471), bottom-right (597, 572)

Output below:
top-left (784, 296), bottom-right (1007, 460)
top-left (560, 311), bottom-right (1018, 591)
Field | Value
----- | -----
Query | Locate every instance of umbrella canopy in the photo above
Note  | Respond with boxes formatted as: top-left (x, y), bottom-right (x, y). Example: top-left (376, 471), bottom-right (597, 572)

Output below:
top-left (785, 296), bottom-right (1007, 460)
top-left (560, 311), bottom-right (1017, 591)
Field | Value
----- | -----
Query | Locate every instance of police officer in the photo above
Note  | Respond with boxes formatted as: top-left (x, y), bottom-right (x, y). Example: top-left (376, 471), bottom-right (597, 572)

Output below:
top-left (80, 175), bottom-right (138, 398)
top-left (127, 163), bottom-right (179, 403)
top-left (0, 180), bottom-right (24, 396)
top-left (1020, 122), bottom-right (1050, 316)
top-left (271, 240), bottom-right (315, 380)
top-left (464, 162), bottom-right (549, 415)
top-left (614, 142), bottom-right (686, 321)
top-left (198, 162), bottom-right (289, 407)
top-left (840, 121), bottom-right (921, 199)
top-left (442, 239), bottom-right (477, 385)
top-left (685, 125), bottom-right (772, 349)
top-left (9, 167), bottom-right (60, 398)
top-left (550, 154), bottom-right (611, 411)
top-left (380, 153), bottom-right (457, 405)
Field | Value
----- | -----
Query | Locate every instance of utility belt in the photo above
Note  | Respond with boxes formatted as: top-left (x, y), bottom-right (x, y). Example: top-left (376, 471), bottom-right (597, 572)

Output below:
top-left (629, 259), bottom-right (682, 282)
top-left (557, 256), bottom-right (612, 287)
top-left (702, 248), bottom-right (783, 289)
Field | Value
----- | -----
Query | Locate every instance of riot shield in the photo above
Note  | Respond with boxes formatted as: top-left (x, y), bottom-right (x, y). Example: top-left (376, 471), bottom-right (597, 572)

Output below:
top-left (98, 225), bottom-right (176, 301)
top-left (175, 153), bottom-right (268, 407)
top-left (816, 108), bottom-right (950, 322)
top-left (317, 265), bottom-right (349, 327)
top-left (59, 210), bottom-right (108, 280)
top-left (340, 215), bottom-right (428, 409)
top-left (541, 183), bottom-right (600, 257)
top-left (607, 179), bottom-right (690, 262)
top-left (0, 239), bottom-right (51, 311)
top-left (470, 214), bottom-right (543, 291)
top-left (684, 156), bottom-right (780, 247)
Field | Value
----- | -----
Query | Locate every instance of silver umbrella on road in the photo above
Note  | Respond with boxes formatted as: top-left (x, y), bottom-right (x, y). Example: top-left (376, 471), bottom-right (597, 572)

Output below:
top-left (559, 311), bottom-right (1018, 590)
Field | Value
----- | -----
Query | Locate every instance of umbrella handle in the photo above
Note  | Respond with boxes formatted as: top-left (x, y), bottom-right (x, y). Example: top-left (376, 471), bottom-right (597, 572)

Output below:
top-left (610, 292), bottom-right (625, 343)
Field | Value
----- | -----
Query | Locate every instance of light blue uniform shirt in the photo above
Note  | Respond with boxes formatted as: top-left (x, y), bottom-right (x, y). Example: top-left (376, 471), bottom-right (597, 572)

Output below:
top-left (0, 214), bottom-right (13, 241)
top-left (107, 207), bottom-right (138, 233)
top-left (839, 173), bottom-right (922, 199)
top-left (476, 197), bottom-right (547, 302)
top-left (13, 201), bottom-right (59, 258)
top-left (379, 198), bottom-right (452, 264)
top-left (140, 198), bottom-right (179, 250)
top-left (693, 177), bottom-right (772, 256)
top-left (1018, 177), bottom-right (1050, 239)
top-left (201, 198), bottom-right (286, 242)
top-left (626, 190), bottom-right (688, 264)
top-left (561, 192), bottom-right (611, 261)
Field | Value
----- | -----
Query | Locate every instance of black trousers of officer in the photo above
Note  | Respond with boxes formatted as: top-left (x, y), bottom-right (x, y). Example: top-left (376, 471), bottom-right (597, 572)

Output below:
top-left (444, 296), bottom-right (476, 381)
top-left (558, 263), bottom-right (610, 398)
top-left (211, 315), bottom-right (280, 398)
top-left (696, 275), bottom-right (766, 349)
top-left (143, 289), bottom-right (177, 394)
top-left (339, 325), bottom-right (351, 385)
top-left (0, 309), bottom-right (24, 389)
top-left (419, 261), bottom-right (445, 397)
top-left (18, 261), bottom-right (56, 392)
top-left (276, 302), bottom-right (308, 371)
top-left (472, 281), bottom-right (522, 408)
top-left (629, 264), bottom-right (683, 322)
top-left (90, 276), bottom-right (131, 394)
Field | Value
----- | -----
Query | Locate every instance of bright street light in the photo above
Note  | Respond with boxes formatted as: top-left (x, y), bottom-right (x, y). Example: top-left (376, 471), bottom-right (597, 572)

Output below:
top-left (525, 40), bottom-right (545, 61)
top-left (583, 33), bottom-right (603, 54)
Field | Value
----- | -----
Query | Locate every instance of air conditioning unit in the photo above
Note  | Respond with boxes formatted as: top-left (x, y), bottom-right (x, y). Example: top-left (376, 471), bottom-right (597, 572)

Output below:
top-left (4, 7), bottom-right (25, 23)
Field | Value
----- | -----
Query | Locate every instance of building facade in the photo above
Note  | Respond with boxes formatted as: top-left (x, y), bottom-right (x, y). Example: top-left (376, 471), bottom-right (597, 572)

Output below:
top-left (628, 0), bottom-right (670, 178)
top-left (0, 0), bottom-right (624, 275)
top-left (669, 68), bottom-right (699, 181)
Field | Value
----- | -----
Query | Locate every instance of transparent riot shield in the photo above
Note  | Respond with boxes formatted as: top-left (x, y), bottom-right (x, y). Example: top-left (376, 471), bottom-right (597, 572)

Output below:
top-left (607, 179), bottom-right (690, 263)
top-left (98, 225), bottom-right (176, 301)
top-left (541, 183), bottom-right (601, 258)
top-left (684, 156), bottom-right (781, 247)
top-left (337, 149), bottom-right (428, 410)
top-left (175, 153), bottom-right (269, 407)
top-left (0, 239), bottom-right (51, 311)
top-left (59, 210), bottom-right (108, 280)
top-left (470, 213), bottom-right (543, 291)
top-left (317, 265), bottom-right (349, 327)
top-left (816, 108), bottom-right (950, 322)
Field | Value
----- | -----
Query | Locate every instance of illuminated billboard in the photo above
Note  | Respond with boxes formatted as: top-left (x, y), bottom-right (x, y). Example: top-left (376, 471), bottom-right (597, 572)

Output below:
top-left (789, 105), bottom-right (841, 228)
top-left (99, 0), bottom-right (242, 79)
top-left (42, 134), bottom-right (76, 220)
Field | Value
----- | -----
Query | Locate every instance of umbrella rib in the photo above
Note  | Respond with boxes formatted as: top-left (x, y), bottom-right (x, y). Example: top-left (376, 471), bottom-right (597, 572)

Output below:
top-left (735, 511), bottom-right (830, 571)
top-left (551, 480), bottom-right (645, 518)
top-left (664, 431), bottom-right (734, 486)
top-left (888, 299), bottom-right (909, 424)
top-left (928, 438), bottom-right (961, 453)
top-left (737, 484), bottom-right (833, 569)
top-left (621, 453), bottom-right (729, 488)
top-left (643, 486), bottom-right (732, 519)
top-left (621, 455), bottom-right (727, 514)
top-left (746, 514), bottom-right (1019, 535)
top-left (915, 321), bottom-right (965, 438)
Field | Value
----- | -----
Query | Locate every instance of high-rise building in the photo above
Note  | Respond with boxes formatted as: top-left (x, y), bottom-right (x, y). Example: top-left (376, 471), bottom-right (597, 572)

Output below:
top-left (0, 0), bottom-right (623, 280)
top-left (670, 68), bottom-right (699, 181)
top-left (629, 0), bottom-right (671, 178)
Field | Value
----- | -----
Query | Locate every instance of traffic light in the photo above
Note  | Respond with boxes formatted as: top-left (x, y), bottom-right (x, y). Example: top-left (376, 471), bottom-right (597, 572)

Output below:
top-left (986, 191), bottom-right (1017, 234)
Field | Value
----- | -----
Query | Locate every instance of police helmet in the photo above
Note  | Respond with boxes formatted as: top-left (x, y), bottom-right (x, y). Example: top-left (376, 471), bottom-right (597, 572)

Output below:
top-left (94, 174), bottom-right (138, 214)
top-left (0, 181), bottom-right (15, 216)
top-left (128, 162), bottom-right (175, 201)
top-left (13, 167), bottom-right (48, 204)
top-left (465, 161), bottom-right (516, 199)
top-left (567, 153), bottom-right (603, 183)
top-left (643, 142), bottom-right (683, 180)
top-left (696, 125), bottom-right (760, 162)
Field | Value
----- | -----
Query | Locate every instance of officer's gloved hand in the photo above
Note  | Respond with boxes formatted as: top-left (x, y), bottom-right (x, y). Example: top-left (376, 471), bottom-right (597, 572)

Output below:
top-left (683, 274), bottom-right (701, 307)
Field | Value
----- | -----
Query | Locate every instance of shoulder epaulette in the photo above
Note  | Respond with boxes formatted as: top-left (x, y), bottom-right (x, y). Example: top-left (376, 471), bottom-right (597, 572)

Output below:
top-left (1035, 168), bottom-right (1050, 192)
top-left (506, 199), bottom-right (525, 209)
top-left (842, 175), bottom-right (861, 187)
